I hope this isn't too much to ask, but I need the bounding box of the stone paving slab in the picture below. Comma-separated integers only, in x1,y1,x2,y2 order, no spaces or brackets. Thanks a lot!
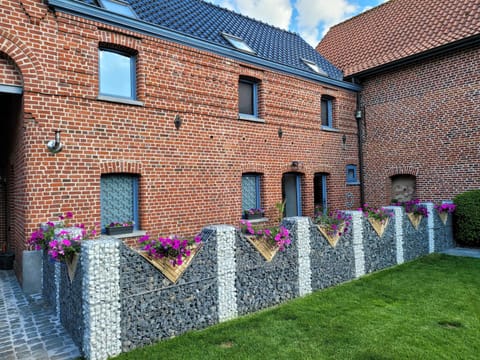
0,270,81,360
441,247,480,259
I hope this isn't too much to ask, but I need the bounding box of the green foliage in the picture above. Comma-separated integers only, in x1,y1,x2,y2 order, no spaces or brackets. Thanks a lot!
453,190,480,246
113,255,480,360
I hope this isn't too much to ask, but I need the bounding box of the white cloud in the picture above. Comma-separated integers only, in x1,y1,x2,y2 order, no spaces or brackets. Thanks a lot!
295,0,359,46
209,0,292,30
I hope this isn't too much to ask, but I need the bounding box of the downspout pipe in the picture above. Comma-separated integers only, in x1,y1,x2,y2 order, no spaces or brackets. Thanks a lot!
354,83,365,206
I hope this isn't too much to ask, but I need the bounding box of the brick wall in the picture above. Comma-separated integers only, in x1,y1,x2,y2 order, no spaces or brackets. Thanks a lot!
1,0,359,279
0,53,23,87
360,44,480,206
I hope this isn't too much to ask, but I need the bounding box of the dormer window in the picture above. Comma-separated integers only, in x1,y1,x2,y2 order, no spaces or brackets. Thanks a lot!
302,58,327,76
99,0,137,18
222,33,255,54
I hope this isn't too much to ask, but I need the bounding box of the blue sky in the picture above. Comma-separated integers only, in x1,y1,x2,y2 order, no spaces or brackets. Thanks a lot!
208,0,388,46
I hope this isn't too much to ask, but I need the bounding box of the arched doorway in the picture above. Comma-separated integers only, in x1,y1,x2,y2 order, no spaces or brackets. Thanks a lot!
0,52,24,267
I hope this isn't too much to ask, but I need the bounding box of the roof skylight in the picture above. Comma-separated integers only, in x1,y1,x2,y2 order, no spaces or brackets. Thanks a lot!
99,0,137,18
302,58,327,76
222,33,256,54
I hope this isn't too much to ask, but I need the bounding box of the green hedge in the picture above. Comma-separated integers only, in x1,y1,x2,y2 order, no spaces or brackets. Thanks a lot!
453,190,480,246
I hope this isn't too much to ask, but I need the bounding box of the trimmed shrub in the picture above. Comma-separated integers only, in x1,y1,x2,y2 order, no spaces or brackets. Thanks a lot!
453,190,480,246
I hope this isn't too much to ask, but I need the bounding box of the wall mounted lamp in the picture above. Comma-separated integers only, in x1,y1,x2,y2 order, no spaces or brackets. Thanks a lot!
278,127,283,138
291,161,299,168
46,130,63,154
355,110,362,120
174,115,182,130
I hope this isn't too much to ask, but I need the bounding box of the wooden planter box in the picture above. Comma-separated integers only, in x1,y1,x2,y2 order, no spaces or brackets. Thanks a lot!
106,225,134,236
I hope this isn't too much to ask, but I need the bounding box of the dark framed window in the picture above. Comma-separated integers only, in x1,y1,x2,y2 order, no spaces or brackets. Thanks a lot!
99,48,136,99
302,58,327,75
222,33,255,54
100,174,139,232
346,165,359,184
321,95,334,128
314,173,328,215
99,0,137,17
239,77,259,119
242,173,261,213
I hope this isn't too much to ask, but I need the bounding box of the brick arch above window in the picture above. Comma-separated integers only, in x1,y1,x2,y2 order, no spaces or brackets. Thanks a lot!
311,165,333,175
98,28,142,51
98,42,138,56
239,163,267,175
387,166,419,178
100,161,142,175
0,30,42,92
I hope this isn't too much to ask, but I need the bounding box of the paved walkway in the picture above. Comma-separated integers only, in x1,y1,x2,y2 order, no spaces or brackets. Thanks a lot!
0,270,80,360
441,247,480,259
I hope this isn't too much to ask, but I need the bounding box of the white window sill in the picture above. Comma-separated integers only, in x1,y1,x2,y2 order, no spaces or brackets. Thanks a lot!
108,230,147,239
238,114,265,123
321,126,340,132
242,217,269,224
97,95,144,106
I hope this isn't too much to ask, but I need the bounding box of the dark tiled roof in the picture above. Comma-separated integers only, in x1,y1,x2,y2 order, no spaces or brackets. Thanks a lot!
79,0,343,80
317,0,480,77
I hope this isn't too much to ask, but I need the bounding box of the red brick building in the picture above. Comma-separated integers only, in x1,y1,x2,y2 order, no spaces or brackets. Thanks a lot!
0,0,361,280
317,0,480,205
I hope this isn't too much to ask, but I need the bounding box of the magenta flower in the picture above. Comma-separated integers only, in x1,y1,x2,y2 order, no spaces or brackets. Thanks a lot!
138,233,202,267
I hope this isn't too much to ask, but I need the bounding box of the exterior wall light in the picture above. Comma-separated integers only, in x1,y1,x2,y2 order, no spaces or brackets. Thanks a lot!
174,115,182,130
278,127,283,138
46,130,63,154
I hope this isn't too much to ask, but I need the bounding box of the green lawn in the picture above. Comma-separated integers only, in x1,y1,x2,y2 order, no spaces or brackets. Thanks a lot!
114,254,480,359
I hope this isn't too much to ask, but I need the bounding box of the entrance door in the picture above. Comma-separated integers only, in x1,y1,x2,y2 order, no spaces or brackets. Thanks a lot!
0,89,23,252
282,173,302,217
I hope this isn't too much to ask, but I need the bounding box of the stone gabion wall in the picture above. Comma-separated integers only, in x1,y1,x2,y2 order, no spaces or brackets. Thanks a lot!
235,220,300,316
362,215,396,274
309,221,356,291
49,205,456,360
433,211,455,252
42,251,59,313
119,229,219,351
402,212,430,262
60,258,84,350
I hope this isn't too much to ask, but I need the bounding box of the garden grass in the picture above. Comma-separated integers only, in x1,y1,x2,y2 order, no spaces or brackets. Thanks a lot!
113,254,480,359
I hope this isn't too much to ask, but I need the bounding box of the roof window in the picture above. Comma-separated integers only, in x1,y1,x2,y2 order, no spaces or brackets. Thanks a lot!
99,0,137,18
302,58,327,76
222,33,255,54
